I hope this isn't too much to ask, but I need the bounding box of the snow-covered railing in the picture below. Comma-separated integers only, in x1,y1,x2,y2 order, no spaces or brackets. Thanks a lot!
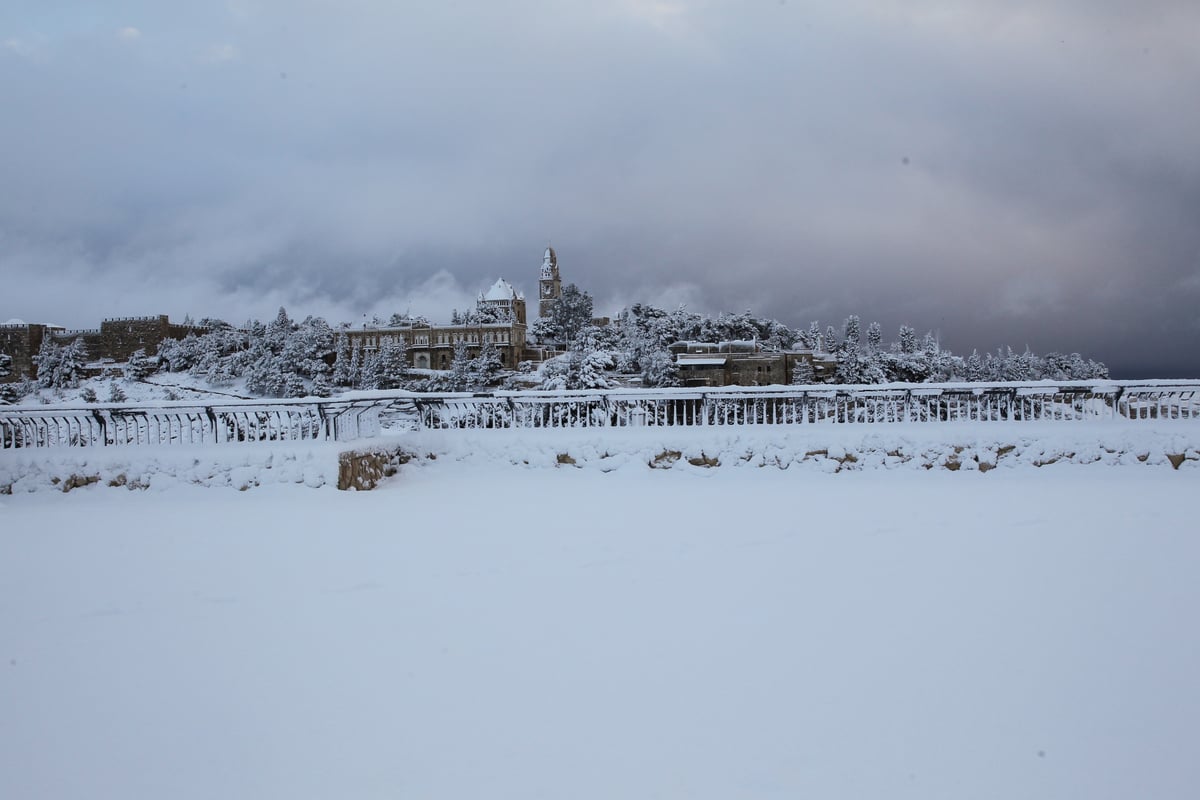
4,381,1197,449
0,396,400,450
410,380,1200,430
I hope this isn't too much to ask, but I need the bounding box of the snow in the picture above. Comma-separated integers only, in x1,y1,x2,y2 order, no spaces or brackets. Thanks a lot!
482,278,518,302
2,423,1199,798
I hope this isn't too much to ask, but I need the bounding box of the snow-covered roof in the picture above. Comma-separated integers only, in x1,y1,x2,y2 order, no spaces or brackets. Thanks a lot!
677,357,728,367
4,318,28,325
482,278,520,302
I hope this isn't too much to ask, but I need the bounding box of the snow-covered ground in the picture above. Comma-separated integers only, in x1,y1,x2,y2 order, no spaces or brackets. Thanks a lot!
2,425,1198,799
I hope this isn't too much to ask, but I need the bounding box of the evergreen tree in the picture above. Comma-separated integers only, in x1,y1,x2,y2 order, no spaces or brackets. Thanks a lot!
124,348,156,381
35,337,88,389
332,334,353,386
824,325,839,354
80,386,97,403
843,315,861,347
378,337,409,389
347,345,362,388
0,351,11,380
472,339,503,389
898,325,918,355
640,346,679,388
358,351,383,390
106,381,127,403
535,284,594,344
444,340,473,391
867,321,883,351
965,350,986,381
245,353,286,396
311,372,333,397
283,372,308,398
805,321,822,350
792,357,815,385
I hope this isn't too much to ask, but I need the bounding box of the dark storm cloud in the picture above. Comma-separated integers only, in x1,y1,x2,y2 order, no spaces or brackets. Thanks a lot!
2,0,1198,375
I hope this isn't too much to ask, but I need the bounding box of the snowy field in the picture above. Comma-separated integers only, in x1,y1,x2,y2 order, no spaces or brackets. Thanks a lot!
2,431,1198,799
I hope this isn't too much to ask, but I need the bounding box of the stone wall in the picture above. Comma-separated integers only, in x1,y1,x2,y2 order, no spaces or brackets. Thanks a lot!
0,323,45,383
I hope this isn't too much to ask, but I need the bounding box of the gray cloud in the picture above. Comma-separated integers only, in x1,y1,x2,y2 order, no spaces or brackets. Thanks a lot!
2,0,1198,376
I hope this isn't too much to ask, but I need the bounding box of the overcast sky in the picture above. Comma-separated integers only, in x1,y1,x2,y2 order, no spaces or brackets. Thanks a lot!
2,1,1198,376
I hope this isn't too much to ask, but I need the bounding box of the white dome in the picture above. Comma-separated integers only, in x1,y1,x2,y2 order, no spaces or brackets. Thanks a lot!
483,278,518,301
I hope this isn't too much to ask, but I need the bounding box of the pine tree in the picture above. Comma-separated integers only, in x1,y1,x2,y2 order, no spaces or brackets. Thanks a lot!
445,340,473,391
472,339,503,389
640,346,679,388
867,321,883,351
965,350,985,381
0,351,11,381
378,337,409,389
80,386,98,403
35,337,88,389
106,381,127,403
311,372,333,398
358,351,383,390
824,325,839,354
843,315,861,347
806,321,822,350
536,284,594,344
792,357,816,385
283,372,308,398
332,334,353,386
124,348,156,381
898,325,917,355
347,345,362,388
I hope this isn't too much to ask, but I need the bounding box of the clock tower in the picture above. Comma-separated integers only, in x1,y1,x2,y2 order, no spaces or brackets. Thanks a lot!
538,246,562,319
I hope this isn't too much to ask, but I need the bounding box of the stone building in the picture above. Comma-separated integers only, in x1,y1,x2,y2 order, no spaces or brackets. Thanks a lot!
340,275,531,370
0,315,204,383
672,341,838,387
341,320,528,371
538,246,562,319
478,278,527,325
0,322,57,382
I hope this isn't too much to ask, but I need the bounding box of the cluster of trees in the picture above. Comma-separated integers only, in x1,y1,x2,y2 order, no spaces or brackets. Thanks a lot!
814,315,1107,385
158,308,337,397
31,337,91,390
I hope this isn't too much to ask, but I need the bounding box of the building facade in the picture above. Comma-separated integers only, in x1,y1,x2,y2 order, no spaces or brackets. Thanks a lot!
538,246,562,319
341,321,528,371
672,341,838,387
1,315,203,383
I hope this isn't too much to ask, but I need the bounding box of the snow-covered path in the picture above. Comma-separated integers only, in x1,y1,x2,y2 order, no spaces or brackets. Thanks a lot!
2,467,1197,799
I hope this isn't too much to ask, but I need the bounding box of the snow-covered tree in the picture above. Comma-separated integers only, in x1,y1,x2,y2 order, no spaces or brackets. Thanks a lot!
472,339,503,388
106,381,127,403
35,337,88,389
79,386,97,403
534,283,593,344
792,357,815,385
124,348,156,381
358,351,383,390
311,372,332,397
245,354,286,397
965,350,986,381
332,334,353,387
378,337,409,389
640,346,679,388
283,372,308,398
0,351,11,381
867,321,883,352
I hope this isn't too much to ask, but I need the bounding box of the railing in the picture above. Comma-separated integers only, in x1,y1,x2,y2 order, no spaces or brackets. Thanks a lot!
3,381,1198,449
0,396,403,450
411,381,1200,430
